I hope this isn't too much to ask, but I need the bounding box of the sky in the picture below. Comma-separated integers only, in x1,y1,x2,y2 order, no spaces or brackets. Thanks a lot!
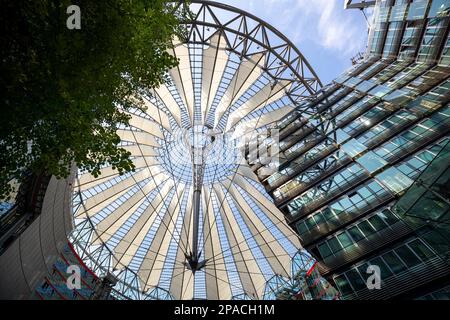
212,0,372,84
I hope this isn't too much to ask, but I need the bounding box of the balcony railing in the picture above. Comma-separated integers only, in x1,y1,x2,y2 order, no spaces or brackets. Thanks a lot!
342,256,450,300
318,221,413,276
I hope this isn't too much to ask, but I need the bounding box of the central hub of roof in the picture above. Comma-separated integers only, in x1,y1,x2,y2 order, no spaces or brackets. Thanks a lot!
187,125,212,149
156,127,238,185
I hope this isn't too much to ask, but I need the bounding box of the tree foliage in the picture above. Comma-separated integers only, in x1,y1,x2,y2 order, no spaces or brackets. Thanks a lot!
0,0,188,200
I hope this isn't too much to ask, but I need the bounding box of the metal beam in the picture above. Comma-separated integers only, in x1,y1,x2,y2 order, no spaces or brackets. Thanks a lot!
344,0,376,9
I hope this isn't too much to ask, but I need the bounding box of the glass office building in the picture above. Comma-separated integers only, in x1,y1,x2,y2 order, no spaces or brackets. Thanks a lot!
254,0,450,299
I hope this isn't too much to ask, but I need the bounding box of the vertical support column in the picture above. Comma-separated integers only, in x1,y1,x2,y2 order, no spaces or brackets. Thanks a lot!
185,126,214,273
191,166,202,261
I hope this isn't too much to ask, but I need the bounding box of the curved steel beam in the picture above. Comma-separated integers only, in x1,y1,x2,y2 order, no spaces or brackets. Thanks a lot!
173,0,322,99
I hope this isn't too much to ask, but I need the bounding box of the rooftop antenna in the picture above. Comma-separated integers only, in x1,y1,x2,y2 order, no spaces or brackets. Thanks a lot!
344,1,376,64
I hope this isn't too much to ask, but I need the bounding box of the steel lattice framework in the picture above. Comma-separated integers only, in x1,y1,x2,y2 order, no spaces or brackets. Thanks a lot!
69,0,322,300
181,0,322,103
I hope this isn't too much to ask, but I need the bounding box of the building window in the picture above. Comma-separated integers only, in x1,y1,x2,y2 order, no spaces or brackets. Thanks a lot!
376,167,415,194
428,0,450,18
334,275,354,296
407,0,430,20
358,220,377,237
318,242,333,259
348,226,366,242
382,251,408,274
440,33,450,65
417,17,450,62
378,209,399,226
337,232,354,249
390,3,409,22
357,151,389,173
395,245,422,267
346,269,367,291
369,257,394,278
408,239,435,260
342,139,368,157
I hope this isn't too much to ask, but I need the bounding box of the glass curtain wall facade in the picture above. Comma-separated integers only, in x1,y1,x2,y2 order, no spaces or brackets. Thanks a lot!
254,0,450,300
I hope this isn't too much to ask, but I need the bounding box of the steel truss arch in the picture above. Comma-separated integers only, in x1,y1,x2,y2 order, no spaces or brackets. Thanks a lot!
176,0,322,104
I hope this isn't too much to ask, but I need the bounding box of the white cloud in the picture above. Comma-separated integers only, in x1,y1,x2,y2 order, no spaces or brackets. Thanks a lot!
264,0,367,55
220,0,368,57
212,0,370,78
290,0,368,56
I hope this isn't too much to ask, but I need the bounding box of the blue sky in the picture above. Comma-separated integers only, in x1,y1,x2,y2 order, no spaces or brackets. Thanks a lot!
213,0,372,84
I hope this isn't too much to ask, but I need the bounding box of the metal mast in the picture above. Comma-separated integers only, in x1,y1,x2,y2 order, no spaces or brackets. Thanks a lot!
184,126,216,273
